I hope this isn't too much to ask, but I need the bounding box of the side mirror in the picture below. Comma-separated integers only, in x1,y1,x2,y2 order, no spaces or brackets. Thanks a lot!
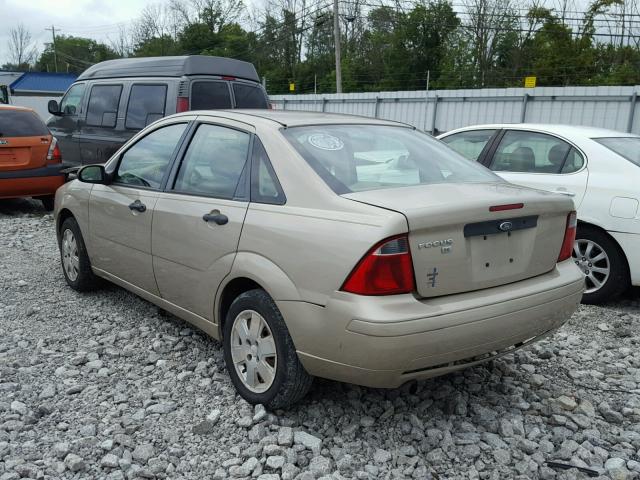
78,165,108,184
48,100,62,116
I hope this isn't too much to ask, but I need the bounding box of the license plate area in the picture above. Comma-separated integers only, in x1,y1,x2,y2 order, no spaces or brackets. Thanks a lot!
464,215,538,237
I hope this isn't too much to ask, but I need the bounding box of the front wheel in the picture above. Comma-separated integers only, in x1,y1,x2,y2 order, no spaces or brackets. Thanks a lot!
223,289,313,409
59,217,101,291
573,226,629,304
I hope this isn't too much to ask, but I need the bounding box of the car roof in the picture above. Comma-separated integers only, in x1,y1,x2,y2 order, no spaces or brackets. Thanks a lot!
174,109,412,128
77,55,260,82
442,123,640,139
0,104,36,113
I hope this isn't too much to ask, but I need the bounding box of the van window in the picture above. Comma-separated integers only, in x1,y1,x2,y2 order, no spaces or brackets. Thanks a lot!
126,84,167,130
233,83,268,108
191,81,232,109
86,85,122,128
60,83,85,115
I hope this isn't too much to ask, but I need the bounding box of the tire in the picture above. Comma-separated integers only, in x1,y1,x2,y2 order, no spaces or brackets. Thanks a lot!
573,225,629,304
59,217,101,292
223,289,313,408
40,196,55,211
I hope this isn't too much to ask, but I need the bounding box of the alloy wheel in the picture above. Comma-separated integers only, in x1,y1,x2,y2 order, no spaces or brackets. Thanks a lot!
573,239,610,294
230,310,277,393
62,229,80,282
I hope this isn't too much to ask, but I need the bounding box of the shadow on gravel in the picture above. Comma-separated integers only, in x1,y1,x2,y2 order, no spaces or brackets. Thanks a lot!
0,198,47,216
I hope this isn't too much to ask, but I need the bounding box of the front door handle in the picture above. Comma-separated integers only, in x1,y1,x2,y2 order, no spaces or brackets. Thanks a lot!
128,200,147,213
554,189,576,197
202,211,228,225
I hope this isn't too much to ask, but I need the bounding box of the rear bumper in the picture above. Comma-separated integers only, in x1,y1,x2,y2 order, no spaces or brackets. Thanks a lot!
609,231,640,286
278,260,584,388
0,165,65,198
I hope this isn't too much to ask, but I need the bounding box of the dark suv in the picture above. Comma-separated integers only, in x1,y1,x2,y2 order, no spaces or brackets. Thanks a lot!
47,55,269,165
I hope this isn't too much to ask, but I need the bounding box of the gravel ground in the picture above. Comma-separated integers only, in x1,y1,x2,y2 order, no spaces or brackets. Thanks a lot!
1,198,640,480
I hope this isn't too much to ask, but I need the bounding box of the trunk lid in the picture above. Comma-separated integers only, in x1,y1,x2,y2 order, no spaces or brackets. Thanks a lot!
343,182,574,298
0,135,51,171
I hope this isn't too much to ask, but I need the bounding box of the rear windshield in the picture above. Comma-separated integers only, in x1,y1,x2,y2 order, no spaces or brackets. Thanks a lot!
233,83,268,108
282,125,500,193
594,137,640,167
0,110,49,137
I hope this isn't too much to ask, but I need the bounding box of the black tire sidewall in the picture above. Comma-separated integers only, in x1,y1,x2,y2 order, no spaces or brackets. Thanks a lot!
59,217,95,291
222,290,293,406
41,196,55,211
576,226,629,304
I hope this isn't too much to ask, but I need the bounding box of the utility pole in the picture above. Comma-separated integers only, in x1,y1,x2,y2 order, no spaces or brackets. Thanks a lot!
45,25,58,73
333,0,342,93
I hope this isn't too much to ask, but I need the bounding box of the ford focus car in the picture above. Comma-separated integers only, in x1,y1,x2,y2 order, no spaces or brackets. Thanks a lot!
54,111,584,407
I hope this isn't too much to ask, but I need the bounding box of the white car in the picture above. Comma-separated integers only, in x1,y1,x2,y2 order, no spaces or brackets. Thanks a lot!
438,124,640,304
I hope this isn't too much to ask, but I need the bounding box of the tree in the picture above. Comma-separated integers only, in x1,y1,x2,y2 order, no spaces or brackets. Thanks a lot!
8,24,37,71
36,36,119,74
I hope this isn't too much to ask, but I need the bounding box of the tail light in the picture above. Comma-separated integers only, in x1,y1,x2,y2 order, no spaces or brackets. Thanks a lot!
46,137,62,163
558,211,577,262
176,97,189,113
342,235,415,295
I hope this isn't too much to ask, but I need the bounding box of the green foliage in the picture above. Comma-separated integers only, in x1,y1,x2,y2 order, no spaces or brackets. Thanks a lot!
36,36,119,74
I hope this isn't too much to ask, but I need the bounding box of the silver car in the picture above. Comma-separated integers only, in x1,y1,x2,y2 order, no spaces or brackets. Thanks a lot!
54,111,584,407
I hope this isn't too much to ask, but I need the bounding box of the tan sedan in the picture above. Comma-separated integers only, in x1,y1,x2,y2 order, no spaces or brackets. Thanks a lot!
54,110,584,407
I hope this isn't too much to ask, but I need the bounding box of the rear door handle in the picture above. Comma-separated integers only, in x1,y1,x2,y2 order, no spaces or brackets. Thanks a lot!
128,200,147,213
202,212,228,225
554,189,575,197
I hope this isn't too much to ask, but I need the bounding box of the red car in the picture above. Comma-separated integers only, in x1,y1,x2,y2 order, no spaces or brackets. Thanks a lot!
0,105,64,210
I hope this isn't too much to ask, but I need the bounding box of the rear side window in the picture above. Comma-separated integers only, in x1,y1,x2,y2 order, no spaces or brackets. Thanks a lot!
233,83,268,108
173,124,250,199
441,130,495,161
251,138,285,204
0,110,48,137
114,123,187,189
86,85,122,128
126,84,167,130
191,82,232,110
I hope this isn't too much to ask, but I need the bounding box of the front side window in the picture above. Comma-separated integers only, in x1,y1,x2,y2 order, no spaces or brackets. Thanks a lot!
233,83,268,109
86,85,122,127
114,123,187,189
173,124,250,199
440,129,495,161
191,82,232,110
0,110,49,137
282,125,499,194
594,137,640,168
60,83,86,115
489,130,583,174
126,84,167,130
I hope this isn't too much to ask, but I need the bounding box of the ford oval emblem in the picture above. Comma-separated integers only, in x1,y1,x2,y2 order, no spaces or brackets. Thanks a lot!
499,221,513,232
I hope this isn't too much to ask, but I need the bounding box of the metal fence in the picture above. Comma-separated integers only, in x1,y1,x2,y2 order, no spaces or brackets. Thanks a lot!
270,85,640,134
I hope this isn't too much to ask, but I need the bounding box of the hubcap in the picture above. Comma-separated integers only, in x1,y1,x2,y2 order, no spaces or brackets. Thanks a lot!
230,310,277,393
573,239,610,294
61,229,79,281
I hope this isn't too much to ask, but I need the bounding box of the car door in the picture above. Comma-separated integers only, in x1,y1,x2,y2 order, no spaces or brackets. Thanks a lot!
79,83,125,165
47,82,86,166
89,122,189,294
486,130,589,207
151,120,252,319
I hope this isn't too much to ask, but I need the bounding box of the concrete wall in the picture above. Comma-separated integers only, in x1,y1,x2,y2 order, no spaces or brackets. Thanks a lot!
270,85,640,134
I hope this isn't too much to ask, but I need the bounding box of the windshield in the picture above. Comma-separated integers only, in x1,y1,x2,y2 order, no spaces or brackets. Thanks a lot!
594,137,640,168
282,125,500,194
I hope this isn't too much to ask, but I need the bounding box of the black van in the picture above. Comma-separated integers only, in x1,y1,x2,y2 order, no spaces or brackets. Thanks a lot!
47,55,269,166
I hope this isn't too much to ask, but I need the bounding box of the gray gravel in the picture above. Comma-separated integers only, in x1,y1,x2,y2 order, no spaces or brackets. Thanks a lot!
1,198,640,480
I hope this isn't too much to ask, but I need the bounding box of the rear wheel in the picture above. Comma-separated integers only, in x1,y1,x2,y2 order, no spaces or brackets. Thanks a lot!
573,225,629,304
40,196,54,211
59,217,100,291
223,289,313,408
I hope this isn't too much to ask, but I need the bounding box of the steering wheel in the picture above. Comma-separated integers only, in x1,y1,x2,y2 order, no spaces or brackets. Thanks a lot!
118,172,151,188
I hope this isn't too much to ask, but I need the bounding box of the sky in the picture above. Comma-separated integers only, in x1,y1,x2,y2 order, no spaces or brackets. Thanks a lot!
0,0,601,68
0,0,158,66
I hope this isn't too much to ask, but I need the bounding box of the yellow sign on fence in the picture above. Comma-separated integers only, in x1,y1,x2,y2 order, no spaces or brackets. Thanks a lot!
289,83,295,92
524,76,537,88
